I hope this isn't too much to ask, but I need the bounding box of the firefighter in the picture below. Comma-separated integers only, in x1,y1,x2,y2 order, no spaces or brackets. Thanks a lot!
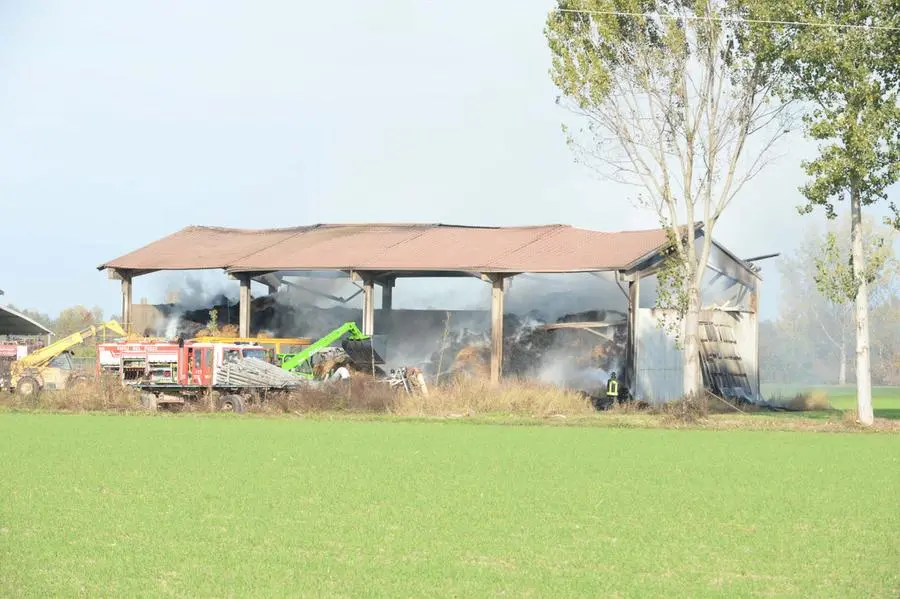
329,364,351,382
606,371,619,400
325,355,352,384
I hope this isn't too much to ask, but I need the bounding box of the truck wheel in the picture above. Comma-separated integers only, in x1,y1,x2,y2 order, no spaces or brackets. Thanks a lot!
139,392,159,411
218,394,245,413
16,376,40,399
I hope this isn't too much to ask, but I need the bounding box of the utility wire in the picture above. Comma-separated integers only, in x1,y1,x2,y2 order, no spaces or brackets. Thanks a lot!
553,7,900,32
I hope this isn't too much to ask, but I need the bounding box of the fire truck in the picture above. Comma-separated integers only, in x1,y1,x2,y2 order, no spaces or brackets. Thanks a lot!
97,338,304,412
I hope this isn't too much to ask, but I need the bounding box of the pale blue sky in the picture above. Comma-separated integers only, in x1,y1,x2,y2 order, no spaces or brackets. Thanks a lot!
1,0,894,321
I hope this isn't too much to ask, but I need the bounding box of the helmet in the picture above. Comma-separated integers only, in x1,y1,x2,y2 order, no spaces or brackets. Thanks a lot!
610,371,617,378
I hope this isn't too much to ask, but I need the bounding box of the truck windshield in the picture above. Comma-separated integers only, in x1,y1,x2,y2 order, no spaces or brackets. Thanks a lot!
242,349,267,361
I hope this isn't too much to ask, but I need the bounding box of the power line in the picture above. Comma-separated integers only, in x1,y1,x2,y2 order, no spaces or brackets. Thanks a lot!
553,7,900,32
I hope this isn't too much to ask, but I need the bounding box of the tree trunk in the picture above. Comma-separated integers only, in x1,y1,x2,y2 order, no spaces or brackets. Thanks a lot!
838,344,847,386
682,284,703,398
850,188,874,425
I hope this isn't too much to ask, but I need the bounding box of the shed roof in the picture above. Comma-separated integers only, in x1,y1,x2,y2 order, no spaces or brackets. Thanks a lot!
0,305,54,336
98,223,679,275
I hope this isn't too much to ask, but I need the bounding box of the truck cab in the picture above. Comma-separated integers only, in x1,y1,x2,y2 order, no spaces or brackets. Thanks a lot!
184,343,272,386
98,340,271,388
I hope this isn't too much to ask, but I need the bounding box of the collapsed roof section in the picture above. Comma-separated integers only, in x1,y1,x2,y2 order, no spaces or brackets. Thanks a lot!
98,222,728,276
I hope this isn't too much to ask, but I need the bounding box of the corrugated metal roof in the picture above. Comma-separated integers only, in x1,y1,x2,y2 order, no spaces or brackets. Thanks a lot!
0,305,54,336
98,223,676,274
102,226,316,271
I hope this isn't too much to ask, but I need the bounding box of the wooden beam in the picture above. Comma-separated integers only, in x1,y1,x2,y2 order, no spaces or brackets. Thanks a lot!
121,276,133,334
251,273,283,295
539,321,623,330
490,275,505,384
238,275,252,337
381,277,394,311
380,278,394,333
108,268,156,280
627,277,640,394
479,272,520,284
349,270,387,284
228,270,273,281
362,276,375,335
537,325,614,340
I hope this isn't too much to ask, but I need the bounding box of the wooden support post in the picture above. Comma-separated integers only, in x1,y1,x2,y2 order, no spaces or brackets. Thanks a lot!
381,279,394,312
121,275,133,334
239,276,252,338
626,276,640,395
489,275,505,384
362,277,375,335
381,277,395,333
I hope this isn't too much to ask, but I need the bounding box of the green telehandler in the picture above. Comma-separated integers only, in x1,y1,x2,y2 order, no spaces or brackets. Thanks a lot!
278,322,384,379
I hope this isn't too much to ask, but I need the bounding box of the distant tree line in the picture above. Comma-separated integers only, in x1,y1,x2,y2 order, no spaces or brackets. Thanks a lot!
6,305,108,338
5,305,118,357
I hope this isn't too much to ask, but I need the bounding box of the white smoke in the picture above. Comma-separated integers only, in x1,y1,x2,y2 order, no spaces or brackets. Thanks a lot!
274,273,363,310
160,272,237,311
164,313,182,338
142,269,626,394
504,272,627,320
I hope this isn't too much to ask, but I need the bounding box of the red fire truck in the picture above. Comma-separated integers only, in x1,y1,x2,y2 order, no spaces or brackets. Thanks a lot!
97,339,303,411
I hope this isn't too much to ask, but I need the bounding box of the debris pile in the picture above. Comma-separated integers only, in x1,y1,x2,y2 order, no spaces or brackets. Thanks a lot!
217,357,306,389
425,310,627,393
150,295,360,339
146,293,628,397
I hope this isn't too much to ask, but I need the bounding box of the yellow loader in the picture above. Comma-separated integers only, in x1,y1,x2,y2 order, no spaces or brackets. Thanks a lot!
8,320,126,397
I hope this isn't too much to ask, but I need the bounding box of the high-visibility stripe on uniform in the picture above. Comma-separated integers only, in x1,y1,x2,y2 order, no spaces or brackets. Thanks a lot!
606,379,618,397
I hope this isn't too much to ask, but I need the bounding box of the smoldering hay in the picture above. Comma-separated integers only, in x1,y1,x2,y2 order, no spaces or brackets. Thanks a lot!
144,273,628,394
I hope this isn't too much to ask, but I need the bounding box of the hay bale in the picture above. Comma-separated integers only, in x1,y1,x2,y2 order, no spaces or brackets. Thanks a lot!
219,324,239,336
452,344,490,379
785,391,832,411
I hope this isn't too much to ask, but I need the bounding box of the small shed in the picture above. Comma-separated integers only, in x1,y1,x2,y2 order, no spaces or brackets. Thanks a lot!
0,304,53,337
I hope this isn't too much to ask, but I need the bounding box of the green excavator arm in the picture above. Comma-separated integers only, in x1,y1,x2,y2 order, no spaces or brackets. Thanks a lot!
278,322,370,375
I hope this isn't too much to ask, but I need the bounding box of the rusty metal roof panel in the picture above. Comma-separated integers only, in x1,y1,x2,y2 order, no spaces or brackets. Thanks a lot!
99,223,675,274
226,224,578,272
98,225,313,271
350,225,565,271
501,227,672,272
234,225,436,271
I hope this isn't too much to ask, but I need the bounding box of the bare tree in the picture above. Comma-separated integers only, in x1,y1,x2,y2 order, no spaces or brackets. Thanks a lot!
546,1,792,397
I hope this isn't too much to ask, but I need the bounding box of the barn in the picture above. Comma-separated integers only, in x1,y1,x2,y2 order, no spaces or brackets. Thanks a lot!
99,223,766,403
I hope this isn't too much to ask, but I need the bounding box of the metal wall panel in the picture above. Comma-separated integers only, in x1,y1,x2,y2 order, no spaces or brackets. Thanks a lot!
732,311,760,400
635,308,684,403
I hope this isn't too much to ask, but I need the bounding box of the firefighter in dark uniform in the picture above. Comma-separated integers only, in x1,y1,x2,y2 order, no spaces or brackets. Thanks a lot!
606,371,619,401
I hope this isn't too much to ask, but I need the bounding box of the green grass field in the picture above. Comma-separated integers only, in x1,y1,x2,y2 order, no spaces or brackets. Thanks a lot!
762,385,900,420
1,413,898,597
